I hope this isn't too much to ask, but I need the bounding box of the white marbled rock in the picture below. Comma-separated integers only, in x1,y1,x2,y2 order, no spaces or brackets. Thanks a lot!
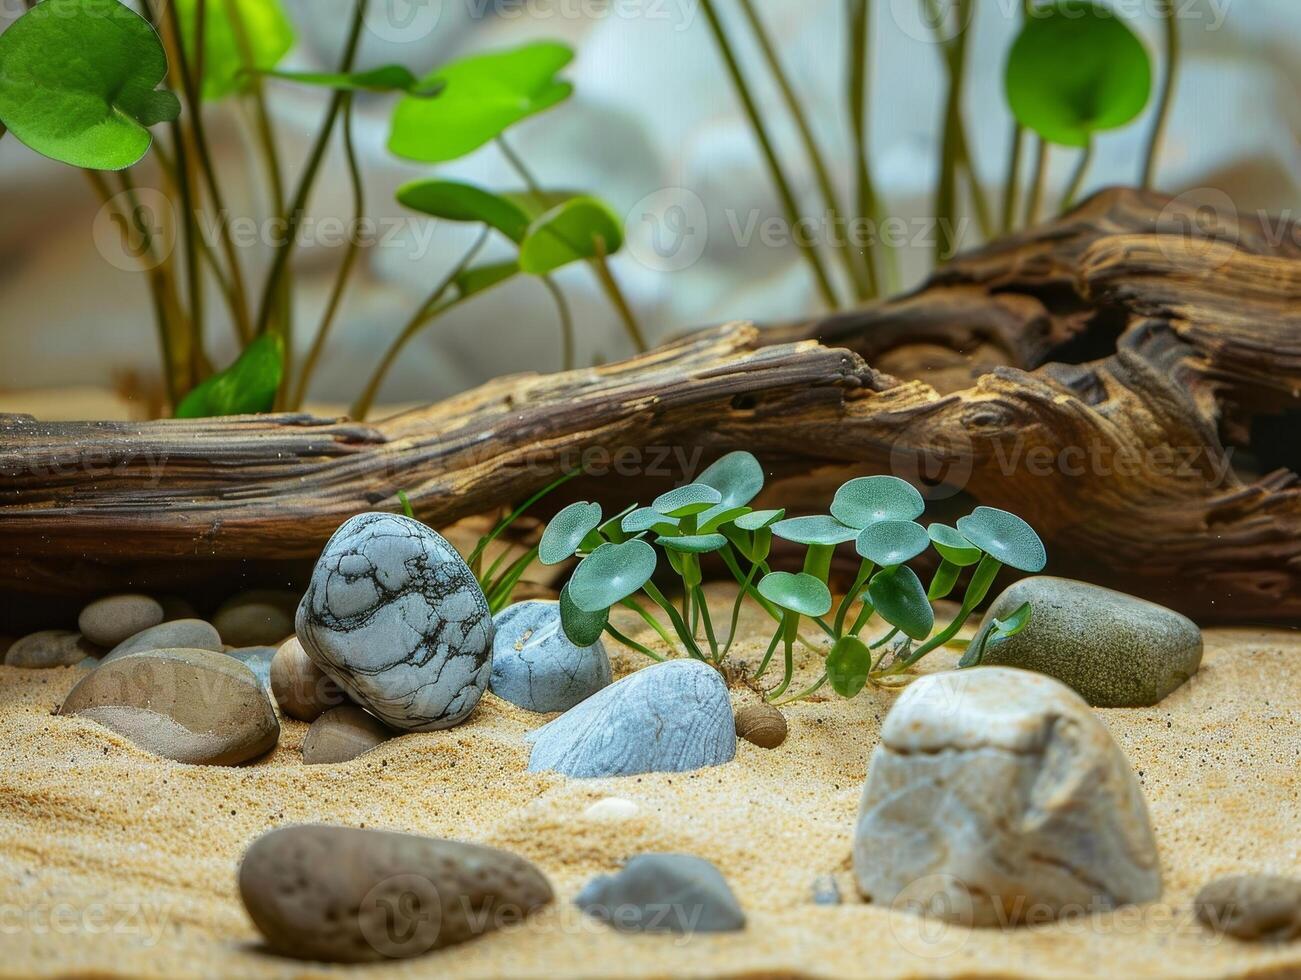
853,667,1161,927
296,513,494,732
490,600,612,712
527,659,735,777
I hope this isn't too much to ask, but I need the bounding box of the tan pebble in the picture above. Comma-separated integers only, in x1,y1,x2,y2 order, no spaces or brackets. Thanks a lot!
59,648,279,765
78,594,164,647
735,701,788,748
213,589,299,647
302,707,391,764
6,630,100,668
270,637,346,721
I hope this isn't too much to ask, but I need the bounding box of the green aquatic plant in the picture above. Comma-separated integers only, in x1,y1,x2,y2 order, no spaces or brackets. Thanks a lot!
0,1,636,417
540,452,1046,702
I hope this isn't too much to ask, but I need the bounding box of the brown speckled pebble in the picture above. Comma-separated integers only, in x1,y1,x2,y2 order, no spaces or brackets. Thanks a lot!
237,825,553,962
78,594,164,647
5,630,100,668
59,648,279,765
735,701,788,748
270,637,346,721
302,706,391,764
213,590,299,647
1196,875,1301,942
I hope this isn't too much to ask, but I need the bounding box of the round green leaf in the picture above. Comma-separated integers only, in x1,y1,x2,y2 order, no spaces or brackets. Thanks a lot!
518,196,625,275
695,451,765,528
734,508,785,531
177,0,294,102
396,180,531,243
389,41,573,163
652,484,722,518
569,540,657,613
657,533,728,554
1005,1,1152,148
771,515,858,546
174,334,282,418
263,65,440,95
927,523,983,567
757,571,832,617
698,505,753,533
956,507,1047,572
855,521,930,567
827,636,872,698
0,0,181,170
559,583,608,647
539,501,602,565
621,507,679,535
867,565,934,641
830,476,925,529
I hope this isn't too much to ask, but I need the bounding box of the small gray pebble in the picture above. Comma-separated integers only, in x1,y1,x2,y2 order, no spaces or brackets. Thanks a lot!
213,590,299,647
1195,874,1301,942
6,630,100,669
576,854,745,933
490,600,611,712
812,875,842,906
226,646,276,689
104,619,222,663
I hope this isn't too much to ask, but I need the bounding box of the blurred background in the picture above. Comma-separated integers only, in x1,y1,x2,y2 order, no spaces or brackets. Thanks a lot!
0,0,1297,418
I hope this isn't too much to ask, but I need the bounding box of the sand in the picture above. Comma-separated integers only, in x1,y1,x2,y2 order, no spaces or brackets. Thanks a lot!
1,597,1298,979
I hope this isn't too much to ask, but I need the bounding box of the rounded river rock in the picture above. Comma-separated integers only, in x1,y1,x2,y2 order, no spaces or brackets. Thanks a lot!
490,600,612,712
78,594,164,647
970,576,1203,707
238,824,553,962
296,513,494,732
302,706,392,765
527,658,736,777
60,648,279,765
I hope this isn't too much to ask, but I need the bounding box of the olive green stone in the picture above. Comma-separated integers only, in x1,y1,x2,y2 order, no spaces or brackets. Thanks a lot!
970,576,1202,707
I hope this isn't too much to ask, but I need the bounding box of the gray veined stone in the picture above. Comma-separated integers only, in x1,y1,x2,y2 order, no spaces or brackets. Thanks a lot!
526,658,735,777
853,667,1161,928
576,854,745,933
490,600,612,712
296,513,494,732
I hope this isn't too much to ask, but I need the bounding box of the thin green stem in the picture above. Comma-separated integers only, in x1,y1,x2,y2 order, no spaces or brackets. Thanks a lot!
846,0,884,299
642,580,706,659
540,276,575,371
766,615,799,700
738,0,870,299
754,627,782,679
467,467,582,567
1059,139,1093,213
1142,0,1179,190
901,554,1001,666
1001,124,1024,234
222,0,286,217
722,559,759,656
700,0,841,309
295,94,363,408
592,249,648,353
351,229,488,419
254,0,368,340
849,600,875,637
485,545,540,610
1023,137,1048,228
775,670,827,706
834,560,874,636
619,597,678,651
604,624,666,663
931,0,972,262
694,585,720,661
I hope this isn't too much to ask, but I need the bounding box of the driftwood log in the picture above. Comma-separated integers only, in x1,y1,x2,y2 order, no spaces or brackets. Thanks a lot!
2,188,1298,628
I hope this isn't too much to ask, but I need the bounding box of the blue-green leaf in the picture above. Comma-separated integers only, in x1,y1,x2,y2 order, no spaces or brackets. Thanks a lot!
569,540,657,612
539,501,602,565
867,565,934,640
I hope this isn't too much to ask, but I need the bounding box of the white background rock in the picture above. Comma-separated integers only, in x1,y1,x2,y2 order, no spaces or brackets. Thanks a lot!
854,667,1161,927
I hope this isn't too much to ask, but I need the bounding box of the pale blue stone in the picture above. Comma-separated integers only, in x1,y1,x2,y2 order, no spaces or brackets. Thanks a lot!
527,658,735,778
576,854,745,933
490,601,611,713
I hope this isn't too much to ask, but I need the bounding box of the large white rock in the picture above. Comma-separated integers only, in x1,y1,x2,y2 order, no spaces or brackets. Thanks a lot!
853,667,1161,927
296,514,493,732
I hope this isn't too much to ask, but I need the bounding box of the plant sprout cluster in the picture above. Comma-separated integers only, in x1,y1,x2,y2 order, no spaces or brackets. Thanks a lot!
0,0,639,418
539,452,1046,704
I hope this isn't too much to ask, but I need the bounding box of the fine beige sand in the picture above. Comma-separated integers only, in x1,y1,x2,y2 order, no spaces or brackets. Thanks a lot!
1,598,1298,979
